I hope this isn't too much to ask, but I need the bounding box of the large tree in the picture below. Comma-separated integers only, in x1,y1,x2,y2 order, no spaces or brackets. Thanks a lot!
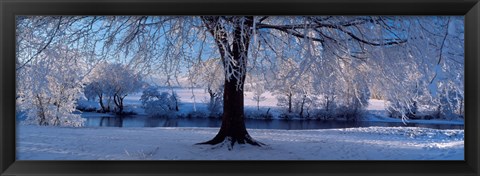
195,16,407,146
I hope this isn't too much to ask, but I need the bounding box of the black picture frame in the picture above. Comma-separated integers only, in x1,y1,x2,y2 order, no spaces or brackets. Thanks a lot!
1,0,479,175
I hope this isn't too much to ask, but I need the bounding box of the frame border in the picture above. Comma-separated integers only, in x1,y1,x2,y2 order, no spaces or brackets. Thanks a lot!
1,0,479,176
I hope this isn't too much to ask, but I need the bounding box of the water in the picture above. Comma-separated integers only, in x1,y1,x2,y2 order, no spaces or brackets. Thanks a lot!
84,115,464,130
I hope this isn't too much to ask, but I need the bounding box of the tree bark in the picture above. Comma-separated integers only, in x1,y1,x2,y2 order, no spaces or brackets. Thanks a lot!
197,16,263,148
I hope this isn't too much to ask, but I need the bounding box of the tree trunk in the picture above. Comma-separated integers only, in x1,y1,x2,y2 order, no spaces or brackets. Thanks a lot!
98,94,106,112
113,94,120,113
197,16,262,148
171,90,179,111
257,100,260,111
175,98,179,111
113,94,125,114
300,94,306,117
36,94,47,126
106,96,112,112
325,96,330,111
118,97,124,113
288,92,292,113
208,88,215,107
54,101,61,126
198,78,261,147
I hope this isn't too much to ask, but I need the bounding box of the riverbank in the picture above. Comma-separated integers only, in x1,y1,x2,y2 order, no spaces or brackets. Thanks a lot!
76,91,464,126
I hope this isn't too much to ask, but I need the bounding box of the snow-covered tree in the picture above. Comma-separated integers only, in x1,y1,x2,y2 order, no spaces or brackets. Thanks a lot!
85,62,143,114
189,58,225,116
251,81,267,111
270,57,318,118
272,58,301,114
17,47,86,127
364,17,464,122
140,86,180,117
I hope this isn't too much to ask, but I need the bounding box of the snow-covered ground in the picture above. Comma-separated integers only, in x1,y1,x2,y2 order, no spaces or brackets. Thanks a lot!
16,125,463,160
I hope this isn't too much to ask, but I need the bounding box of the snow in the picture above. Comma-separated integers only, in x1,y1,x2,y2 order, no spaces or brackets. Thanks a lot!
244,91,278,108
366,99,387,110
16,125,463,160
362,99,464,125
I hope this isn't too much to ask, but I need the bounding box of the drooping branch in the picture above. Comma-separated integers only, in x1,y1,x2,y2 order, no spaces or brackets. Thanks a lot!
429,17,450,85
200,16,231,64
16,17,63,71
255,23,325,43
256,17,407,46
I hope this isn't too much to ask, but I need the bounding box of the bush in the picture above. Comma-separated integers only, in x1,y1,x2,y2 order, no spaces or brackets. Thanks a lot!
311,109,335,120
184,110,221,119
140,86,180,117
387,103,445,121
310,104,365,121
278,112,300,120
334,105,364,121
245,108,273,120
205,87,223,116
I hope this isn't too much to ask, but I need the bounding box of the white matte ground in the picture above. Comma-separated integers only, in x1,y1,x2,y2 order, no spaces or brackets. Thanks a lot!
17,125,463,160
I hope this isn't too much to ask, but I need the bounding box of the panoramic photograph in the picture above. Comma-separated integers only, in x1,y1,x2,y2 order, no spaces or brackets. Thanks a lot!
15,16,464,160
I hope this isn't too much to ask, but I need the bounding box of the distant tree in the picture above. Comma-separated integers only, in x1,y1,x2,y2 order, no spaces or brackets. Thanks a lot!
251,82,267,111
206,86,224,117
140,86,180,116
190,58,225,116
271,58,316,118
85,62,143,114
273,58,300,114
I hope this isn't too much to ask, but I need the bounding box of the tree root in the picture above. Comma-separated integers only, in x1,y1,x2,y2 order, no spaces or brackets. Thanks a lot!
196,134,264,150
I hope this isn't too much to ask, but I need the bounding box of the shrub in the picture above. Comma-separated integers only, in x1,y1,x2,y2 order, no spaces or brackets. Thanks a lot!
206,86,223,116
246,108,273,120
140,87,180,117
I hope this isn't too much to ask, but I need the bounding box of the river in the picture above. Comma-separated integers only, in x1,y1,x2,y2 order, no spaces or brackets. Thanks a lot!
83,115,464,130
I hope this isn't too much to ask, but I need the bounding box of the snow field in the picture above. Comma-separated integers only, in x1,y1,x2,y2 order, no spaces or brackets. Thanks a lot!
16,125,463,160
